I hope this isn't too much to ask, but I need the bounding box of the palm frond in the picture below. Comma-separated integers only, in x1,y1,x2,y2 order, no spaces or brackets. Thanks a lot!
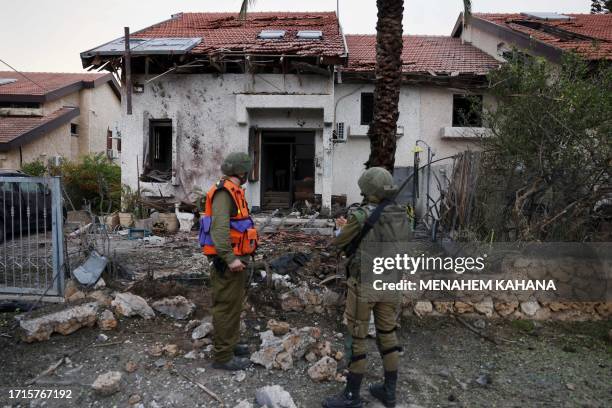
239,0,257,20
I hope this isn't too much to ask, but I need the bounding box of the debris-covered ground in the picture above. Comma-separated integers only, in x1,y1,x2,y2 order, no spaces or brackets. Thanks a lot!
0,230,610,408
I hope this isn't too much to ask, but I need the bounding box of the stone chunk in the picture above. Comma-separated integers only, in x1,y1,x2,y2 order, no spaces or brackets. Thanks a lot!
520,301,541,317
98,309,117,331
151,296,195,320
267,319,291,336
255,385,297,408
192,322,213,340
112,293,155,319
92,371,122,396
307,356,337,382
19,302,99,342
251,327,318,370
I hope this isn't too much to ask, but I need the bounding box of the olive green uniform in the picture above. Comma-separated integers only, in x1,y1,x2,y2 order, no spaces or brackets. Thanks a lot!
208,178,251,364
332,199,402,375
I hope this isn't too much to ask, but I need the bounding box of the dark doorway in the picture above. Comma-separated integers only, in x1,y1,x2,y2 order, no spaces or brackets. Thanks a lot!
147,119,173,175
260,130,315,210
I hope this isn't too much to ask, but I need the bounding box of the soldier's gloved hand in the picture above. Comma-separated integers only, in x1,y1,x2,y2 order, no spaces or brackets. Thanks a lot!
228,259,246,272
335,216,347,229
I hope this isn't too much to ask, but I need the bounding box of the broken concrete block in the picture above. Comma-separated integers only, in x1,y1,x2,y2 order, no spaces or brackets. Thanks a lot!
275,351,293,371
192,322,213,340
316,340,332,358
495,301,519,317
251,327,318,370
98,309,117,331
307,356,337,382
92,371,122,396
88,290,113,307
93,278,106,290
267,319,290,336
66,290,86,303
64,279,79,300
112,292,155,319
151,296,195,320
19,302,99,342
255,385,297,408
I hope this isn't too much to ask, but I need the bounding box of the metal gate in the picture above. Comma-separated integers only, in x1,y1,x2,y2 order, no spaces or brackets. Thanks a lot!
0,176,64,298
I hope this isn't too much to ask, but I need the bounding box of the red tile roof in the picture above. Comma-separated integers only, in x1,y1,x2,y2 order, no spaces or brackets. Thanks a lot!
343,35,500,75
474,13,612,60
0,107,79,149
0,72,112,97
130,12,346,57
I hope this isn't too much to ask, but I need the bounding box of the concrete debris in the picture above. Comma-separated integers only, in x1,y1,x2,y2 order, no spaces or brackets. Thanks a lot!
307,356,337,382
183,350,198,359
128,394,142,405
255,385,297,408
143,235,166,245
163,344,179,357
305,352,317,363
151,296,195,320
66,290,86,303
64,279,79,300
149,343,164,357
19,302,99,342
185,319,201,332
234,370,247,382
280,284,340,313
334,351,344,361
267,319,291,336
233,400,253,408
125,361,138,373
88,290,113,307
251,327,319,370
192,322,214,340
93,277,106,290
98,309,118,331
92,371,122,396
112,292,155,319
315,340,332,358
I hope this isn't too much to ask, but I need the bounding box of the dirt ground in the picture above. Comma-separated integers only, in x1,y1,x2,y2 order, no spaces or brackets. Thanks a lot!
0,231,610,408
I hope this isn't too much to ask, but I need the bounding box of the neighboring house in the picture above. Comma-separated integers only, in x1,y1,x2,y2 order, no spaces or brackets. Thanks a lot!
452,12,612,63
0,72,122,170
81,11,502,213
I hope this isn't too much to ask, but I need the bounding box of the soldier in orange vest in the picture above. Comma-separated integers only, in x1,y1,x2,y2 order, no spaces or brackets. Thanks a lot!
199,152,258,370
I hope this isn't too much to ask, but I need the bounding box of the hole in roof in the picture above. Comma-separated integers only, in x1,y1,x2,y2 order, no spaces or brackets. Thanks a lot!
258,30,286,40
520,12,572,21
0,79,17,87
297,30,323,40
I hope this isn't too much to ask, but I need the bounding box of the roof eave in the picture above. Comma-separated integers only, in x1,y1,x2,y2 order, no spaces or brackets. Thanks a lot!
0,107,80,152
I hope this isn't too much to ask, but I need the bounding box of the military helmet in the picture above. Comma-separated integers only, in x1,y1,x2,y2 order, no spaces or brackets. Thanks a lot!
358,167,397,199
221,152,252,176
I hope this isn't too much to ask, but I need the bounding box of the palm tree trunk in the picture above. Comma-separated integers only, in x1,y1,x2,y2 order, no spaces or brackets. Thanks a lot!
366,0,404,172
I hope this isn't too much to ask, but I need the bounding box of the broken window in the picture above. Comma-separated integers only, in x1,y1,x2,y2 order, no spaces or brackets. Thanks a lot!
146,119,172,181
361,92,374,125
452,95,483,127
0,101,40,109
70,123,79,136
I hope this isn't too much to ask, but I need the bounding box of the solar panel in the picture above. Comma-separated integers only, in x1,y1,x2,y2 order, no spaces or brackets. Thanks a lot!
297,30,323,40
82,37,202,57
521,12,572,21
0,79,17,86
258,30,286,39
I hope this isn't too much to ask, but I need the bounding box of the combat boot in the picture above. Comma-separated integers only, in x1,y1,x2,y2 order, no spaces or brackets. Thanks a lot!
321,372,363,408
212,356,252,371
369,370,398,407
233,344,250,357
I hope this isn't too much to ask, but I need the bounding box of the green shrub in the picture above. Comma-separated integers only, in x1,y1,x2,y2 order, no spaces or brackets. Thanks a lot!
21,159,47,176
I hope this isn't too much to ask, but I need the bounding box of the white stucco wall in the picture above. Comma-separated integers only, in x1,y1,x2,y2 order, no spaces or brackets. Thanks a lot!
80,84,121,157
333,83,492,204
120,73,335,211
461,24,506,62
0,123,72,169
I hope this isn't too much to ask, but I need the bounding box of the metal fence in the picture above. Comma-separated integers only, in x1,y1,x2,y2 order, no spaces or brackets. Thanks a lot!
0,176,64,298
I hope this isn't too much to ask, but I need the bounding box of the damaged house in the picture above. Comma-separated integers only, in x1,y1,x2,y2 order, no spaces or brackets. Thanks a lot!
80,11,502,213
0,72,121,169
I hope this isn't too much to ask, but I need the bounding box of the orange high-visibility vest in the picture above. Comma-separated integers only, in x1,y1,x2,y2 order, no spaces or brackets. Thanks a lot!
198,179,258,256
